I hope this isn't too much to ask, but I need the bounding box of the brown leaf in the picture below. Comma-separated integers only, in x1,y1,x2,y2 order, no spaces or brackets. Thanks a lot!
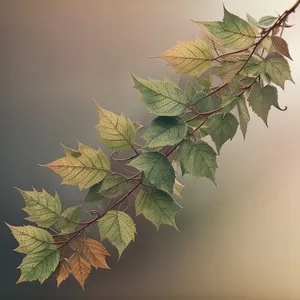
56,259,71,287
69,252,91,290
271,36,292,60
79,238,110,270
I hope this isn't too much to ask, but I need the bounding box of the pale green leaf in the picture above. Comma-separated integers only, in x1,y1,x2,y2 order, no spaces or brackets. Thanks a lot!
135,187,181,230
141,116,187,148
271,36,292,60
158,37,213,77
98,210,136,258
43,142,110,190
247,82,278,126
99,174,132,198
177,140,217,184
56,206,82,234
128,152,175,194
246,13,258,26
184,81,198,103
204,113,239,153
197,7,256,49
258,15,277,27
95,103,136,151
17,246,60,284
132,74,188,116
7,224,53,254
237,97,250,139
264,52,294,89
17,188,61,228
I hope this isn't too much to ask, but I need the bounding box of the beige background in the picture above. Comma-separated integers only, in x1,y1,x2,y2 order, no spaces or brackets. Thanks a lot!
1,0,300,299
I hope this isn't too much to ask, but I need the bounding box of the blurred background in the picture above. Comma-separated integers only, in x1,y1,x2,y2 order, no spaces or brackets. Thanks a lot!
1,0,300,299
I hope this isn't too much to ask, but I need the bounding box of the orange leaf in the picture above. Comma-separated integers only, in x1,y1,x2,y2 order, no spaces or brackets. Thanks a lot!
69,252,91,290
56,259,71,287
81,238,110,270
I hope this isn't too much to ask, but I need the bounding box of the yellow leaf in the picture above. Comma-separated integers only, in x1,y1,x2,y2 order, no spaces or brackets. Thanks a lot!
69,252,91,290
158,37,213,77
56,259,71,287
43,142,110,190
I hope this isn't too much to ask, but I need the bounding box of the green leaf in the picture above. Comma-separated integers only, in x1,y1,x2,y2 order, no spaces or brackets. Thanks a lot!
7,224,54,254
141,116,187,148
177,140,218,184
258,15,277,27
192,92,221,113
246,13,258,26
95,103,136,151
98,210,136,258
247,82,279,126
158,37,213,77
43,142,110,190
128,152,175,194
17,246,60,284
99,174,132,198
17,188,61,228
237,97,250,139
84,181,105,202
263,52,294,89
132,74,188,116
197,6,256,49
56,206,82,234
204,113,239,153
271,36,292,60
184,81,198,103
211,54,261,83
135,187,181,230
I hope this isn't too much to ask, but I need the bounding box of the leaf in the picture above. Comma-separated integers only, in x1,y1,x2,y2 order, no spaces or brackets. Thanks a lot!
197,6,256,49
192,91,221,113
135,187,181,230
141,116,187,148
132,74,188,116
258,15,277,27
264,52,294,89
173,179,185,198
56,259,71,287
43,142,110,190
237,97,250,139
128,152,175,194
17,246,60,284
246,13,258,26
17,188,61,228
99,174,131,198
202,27,225,55
7,224,53,254
184,81,198,103
84,181,105,202
211,54,261,82
95,103,136,151
177,140,218,184
69,252,91,290
98,210,136,258
79,238,110,270
271,36,292,60
247,82,278,126
204,113,239,153
158,37,213,77
56,206,82,234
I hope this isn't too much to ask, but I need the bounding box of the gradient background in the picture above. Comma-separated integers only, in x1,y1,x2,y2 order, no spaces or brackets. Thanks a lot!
1,0,300,299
